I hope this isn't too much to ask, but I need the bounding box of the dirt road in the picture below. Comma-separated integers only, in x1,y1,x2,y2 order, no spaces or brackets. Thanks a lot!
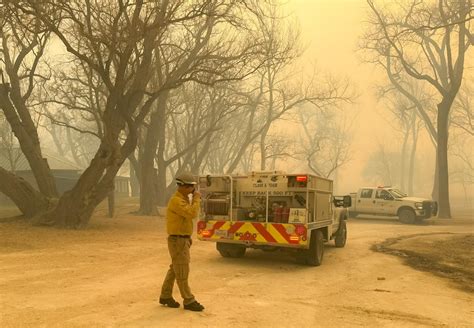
1,206,473,327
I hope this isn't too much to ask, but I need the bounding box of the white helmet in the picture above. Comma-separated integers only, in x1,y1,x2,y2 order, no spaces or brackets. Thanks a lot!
175,171,197,185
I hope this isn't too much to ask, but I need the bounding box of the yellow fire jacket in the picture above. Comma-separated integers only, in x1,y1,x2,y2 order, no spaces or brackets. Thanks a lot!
166,191,201,236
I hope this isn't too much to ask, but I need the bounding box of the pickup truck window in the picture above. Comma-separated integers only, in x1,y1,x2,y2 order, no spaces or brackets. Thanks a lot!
390,189,407,198
375,190,390,199
360,189,373,198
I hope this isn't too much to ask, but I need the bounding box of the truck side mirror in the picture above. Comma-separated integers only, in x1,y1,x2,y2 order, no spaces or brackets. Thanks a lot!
343,195,352,208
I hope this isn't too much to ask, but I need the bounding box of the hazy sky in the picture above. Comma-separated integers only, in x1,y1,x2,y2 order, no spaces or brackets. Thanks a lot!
285,0,437,195
286,1,386,191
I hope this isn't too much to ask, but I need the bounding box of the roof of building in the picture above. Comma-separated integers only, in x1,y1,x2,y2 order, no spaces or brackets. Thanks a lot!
0,148,83,172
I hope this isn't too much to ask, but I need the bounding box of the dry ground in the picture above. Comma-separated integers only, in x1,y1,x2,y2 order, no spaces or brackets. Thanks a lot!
0,201,473,328
373,232,474,292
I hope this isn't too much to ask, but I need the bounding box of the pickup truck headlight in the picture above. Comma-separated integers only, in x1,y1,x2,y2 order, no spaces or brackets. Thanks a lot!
415,202,423,210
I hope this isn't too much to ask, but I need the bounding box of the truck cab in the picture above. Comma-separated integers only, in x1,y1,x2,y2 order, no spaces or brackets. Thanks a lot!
349,187,438,224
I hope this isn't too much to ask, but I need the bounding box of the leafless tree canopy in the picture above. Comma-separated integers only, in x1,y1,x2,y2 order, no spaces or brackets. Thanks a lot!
362,0,472,218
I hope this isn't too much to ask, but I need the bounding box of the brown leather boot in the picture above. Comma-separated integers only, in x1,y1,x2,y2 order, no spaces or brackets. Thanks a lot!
184,301,204,312
159,297,180,308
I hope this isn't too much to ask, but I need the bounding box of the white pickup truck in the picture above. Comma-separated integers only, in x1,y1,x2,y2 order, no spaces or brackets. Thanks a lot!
349,187,438,224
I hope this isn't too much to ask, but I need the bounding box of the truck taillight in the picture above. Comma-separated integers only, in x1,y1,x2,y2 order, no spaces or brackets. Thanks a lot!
294,225,306,236
197,221,206,230
296,176,307,182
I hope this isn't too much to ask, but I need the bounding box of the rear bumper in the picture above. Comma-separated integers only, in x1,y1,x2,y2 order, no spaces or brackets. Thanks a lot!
200,237,309,250
197,220,310,249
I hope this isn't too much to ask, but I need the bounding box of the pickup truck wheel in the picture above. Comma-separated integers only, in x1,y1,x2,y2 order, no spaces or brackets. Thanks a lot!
306,230,324,266
335,220,347,248
216,243,246,258
398,208,416,224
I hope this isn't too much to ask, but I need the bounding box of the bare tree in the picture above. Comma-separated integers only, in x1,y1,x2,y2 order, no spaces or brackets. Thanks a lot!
137,1,264,214
251,1,301,170
198,90,256,174
407,109,423,195
8,1,188,227
449,80,473,206
0,113,22,172
153,82,246,205
0,3,58,207
39,59,106,168
297,106,353,179
264,134,296,170
451,82,474,136
449,137,473,205
363,144,401,186
376,82,427,194
364,0,473,217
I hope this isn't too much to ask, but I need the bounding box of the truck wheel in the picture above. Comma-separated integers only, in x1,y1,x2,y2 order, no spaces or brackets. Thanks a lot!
228,247,246,258
216,243,246,258
216,243,231,257
398,208,416,224
307,230,324,266
335,220,347,248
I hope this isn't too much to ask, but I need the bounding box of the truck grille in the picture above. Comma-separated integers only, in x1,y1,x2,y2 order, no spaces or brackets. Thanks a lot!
422,201,437,217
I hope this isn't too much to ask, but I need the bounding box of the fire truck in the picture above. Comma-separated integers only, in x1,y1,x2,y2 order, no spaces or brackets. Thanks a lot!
196,172,351,266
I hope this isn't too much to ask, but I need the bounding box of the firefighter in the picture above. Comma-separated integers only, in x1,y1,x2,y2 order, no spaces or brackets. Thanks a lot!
159,171,205,312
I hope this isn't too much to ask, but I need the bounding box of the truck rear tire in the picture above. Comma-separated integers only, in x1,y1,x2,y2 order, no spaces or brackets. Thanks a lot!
398,208,416,224
216,243,246,258
306,230,324,266
335,220,347,248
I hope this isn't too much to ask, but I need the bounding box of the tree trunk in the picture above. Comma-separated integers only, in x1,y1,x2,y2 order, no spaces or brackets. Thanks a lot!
431,151,439,201
108,189,115,218
0,84,58,198
407,118,418,196
36,105,137,228
37,143,122,228
0,167,50,218
400,129,409,191
333,167,339,194
225,104,259,174
259,124,271,171
156,92,172,207
139,115,159,215
139,91,169,214
260,132,267,171
436,100,452,218
129,155,140,197
156,161,168,207
462,182,468,208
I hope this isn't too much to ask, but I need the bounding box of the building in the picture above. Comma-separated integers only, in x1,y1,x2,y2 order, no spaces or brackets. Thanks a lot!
0,148,130,205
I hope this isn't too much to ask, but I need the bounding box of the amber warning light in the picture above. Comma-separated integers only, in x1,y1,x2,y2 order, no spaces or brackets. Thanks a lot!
296,176,307,182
